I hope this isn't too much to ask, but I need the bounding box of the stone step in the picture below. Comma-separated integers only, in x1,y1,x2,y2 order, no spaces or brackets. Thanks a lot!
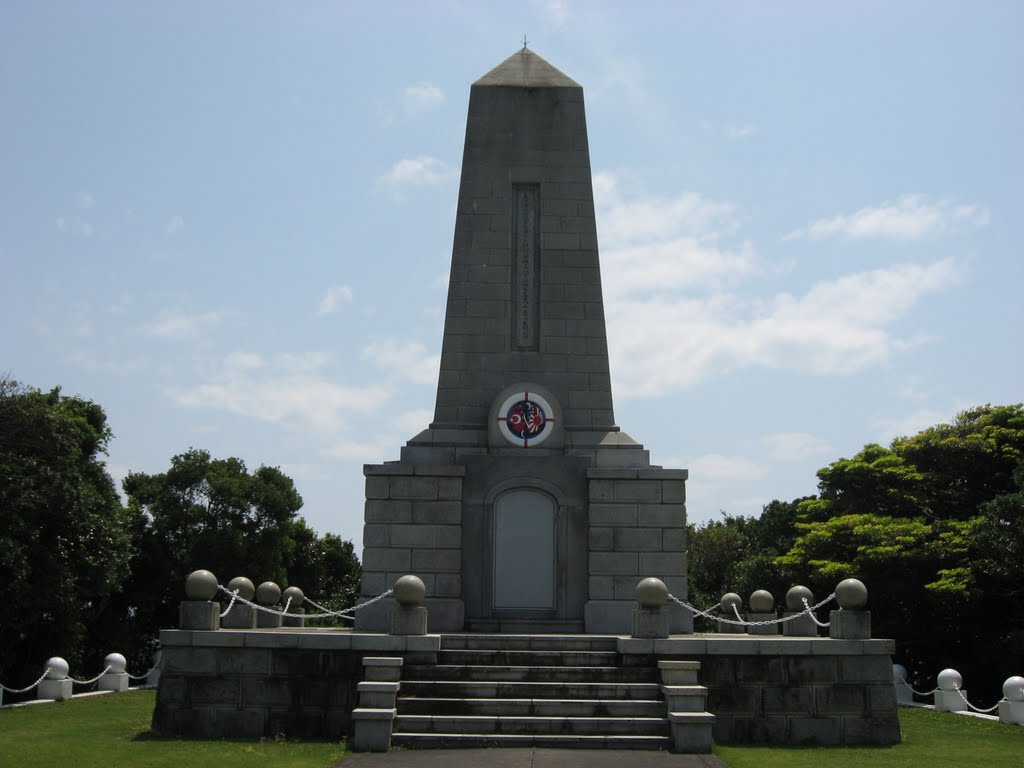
394,714,670,737
391,733,672,750
398,680,663,700
438,650,621,667
439,634,619,652
660,685,709,713
397,696,666,718
402,664,656,683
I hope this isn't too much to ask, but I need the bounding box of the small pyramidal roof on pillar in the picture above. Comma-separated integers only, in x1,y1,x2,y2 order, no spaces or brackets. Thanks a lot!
474,47,581,88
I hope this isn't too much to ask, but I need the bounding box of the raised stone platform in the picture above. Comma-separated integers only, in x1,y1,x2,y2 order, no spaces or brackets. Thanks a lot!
152,629,899,746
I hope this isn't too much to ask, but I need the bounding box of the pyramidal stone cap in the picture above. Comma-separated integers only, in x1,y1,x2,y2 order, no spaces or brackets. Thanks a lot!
474,47,581,88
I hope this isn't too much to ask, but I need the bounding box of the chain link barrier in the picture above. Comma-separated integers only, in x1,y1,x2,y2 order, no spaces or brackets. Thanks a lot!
0,667,53,694
952,685,1004,714
894,673,939,698
219,589,240,617
70,665,112,686
126,668,156,681
669,592,838,628
801,597,831,628
216,585,394,621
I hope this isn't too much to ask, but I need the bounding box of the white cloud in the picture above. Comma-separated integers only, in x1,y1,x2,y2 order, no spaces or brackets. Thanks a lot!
761,432,832,462
784,195,989,241
165,214,185,234
167,353,391,435
873,407,958,444
726,123,758,140
595,173,754,297
534,0,569,27
393,408,433,435
380,156,456,191
403,81,445,114
608,258,959,397
687,453,769,480
317,284,354,316
361,339,439,385
145,310,223,339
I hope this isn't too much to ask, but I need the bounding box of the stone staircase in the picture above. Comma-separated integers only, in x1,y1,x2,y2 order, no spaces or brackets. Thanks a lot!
390,634,713,751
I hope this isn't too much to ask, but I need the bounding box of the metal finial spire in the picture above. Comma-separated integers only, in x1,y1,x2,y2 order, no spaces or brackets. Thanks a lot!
521,34,529,50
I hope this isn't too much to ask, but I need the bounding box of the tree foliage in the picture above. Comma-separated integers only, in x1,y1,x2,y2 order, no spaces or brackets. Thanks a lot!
1,379,362,687
0,380,132,683
690,404,1024,693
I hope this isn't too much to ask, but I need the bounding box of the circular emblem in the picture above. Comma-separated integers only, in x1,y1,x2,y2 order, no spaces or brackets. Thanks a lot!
497,391,556,447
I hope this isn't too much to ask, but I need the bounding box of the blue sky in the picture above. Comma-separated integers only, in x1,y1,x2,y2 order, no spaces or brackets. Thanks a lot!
2,1,1021,552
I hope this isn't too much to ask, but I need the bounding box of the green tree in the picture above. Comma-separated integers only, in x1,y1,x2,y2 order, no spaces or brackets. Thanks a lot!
0,379,132,685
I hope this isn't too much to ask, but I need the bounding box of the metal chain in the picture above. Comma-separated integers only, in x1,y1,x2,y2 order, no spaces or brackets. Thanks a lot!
893,673,939,697
126,668,156,681
669,592,837,627
219,589,240,617
215,585,394,620
70,665,112,685
0,667,52,694
801,597,831,628
953,685,1004,714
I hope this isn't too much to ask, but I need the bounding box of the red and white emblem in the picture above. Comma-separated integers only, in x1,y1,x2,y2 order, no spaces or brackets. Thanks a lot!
497,391,555,447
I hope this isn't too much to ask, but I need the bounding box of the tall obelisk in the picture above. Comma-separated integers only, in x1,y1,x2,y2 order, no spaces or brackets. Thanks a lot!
357,49,690,634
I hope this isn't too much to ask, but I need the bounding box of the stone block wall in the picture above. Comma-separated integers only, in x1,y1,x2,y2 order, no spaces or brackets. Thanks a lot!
153,630,440,739
619,636,900,746
356,463,466,631
585,467,691,633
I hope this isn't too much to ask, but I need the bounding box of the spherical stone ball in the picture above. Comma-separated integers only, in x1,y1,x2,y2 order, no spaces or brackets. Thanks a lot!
185,569,218,601
635,577,668,608
104,653,127,674
45,657,69,680
283,586,305,608
227,576,255,601
892,664,909,683
256,581,282,606
937,668,962,691
720,592,742,613
836,578,868,609
393,575,426,607
749,590,775,613
1003,676,1024,702
785,585,814,612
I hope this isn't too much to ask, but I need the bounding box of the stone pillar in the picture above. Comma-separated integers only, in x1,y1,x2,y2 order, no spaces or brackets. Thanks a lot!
391,575,428,635
98,653,129,692
255,581,283,629
782,585,818,637
830,578,870,639
934,669,967,712
747,589,778,635
220,577,257,629
999,676,1024,725
632,578,669,638
179,569,220,631
282,587,306,628
37,658,73,702
893,664,914,705
717,593,743,634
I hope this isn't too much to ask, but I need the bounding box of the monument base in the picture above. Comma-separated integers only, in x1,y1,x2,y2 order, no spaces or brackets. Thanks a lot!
585,600,693,634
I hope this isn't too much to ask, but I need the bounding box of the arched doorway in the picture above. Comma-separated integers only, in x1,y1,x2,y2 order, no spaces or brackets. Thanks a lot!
492,488,556,611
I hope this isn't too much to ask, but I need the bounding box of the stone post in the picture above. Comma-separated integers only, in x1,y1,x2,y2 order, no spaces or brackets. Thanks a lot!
390,575,428,636
146,649,162,688
934,669,968,712
632,578,669,638
893,664,914,705
717,593,743,634
747,589,778,636
282,586,306,628
220,576,257,629
829,578,871,639
98,653,129,692
255,581,283,629
998,676,1024,725
179,569,220,631
36,658,73,702
782,585,818,637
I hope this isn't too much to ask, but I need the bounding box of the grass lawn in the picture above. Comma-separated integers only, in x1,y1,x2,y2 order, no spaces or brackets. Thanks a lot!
2,691,1022,767
0,690,348,768
714,706,1024,768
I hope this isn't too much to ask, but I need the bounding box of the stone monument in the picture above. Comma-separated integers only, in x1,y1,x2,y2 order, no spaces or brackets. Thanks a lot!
357,48,691,634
